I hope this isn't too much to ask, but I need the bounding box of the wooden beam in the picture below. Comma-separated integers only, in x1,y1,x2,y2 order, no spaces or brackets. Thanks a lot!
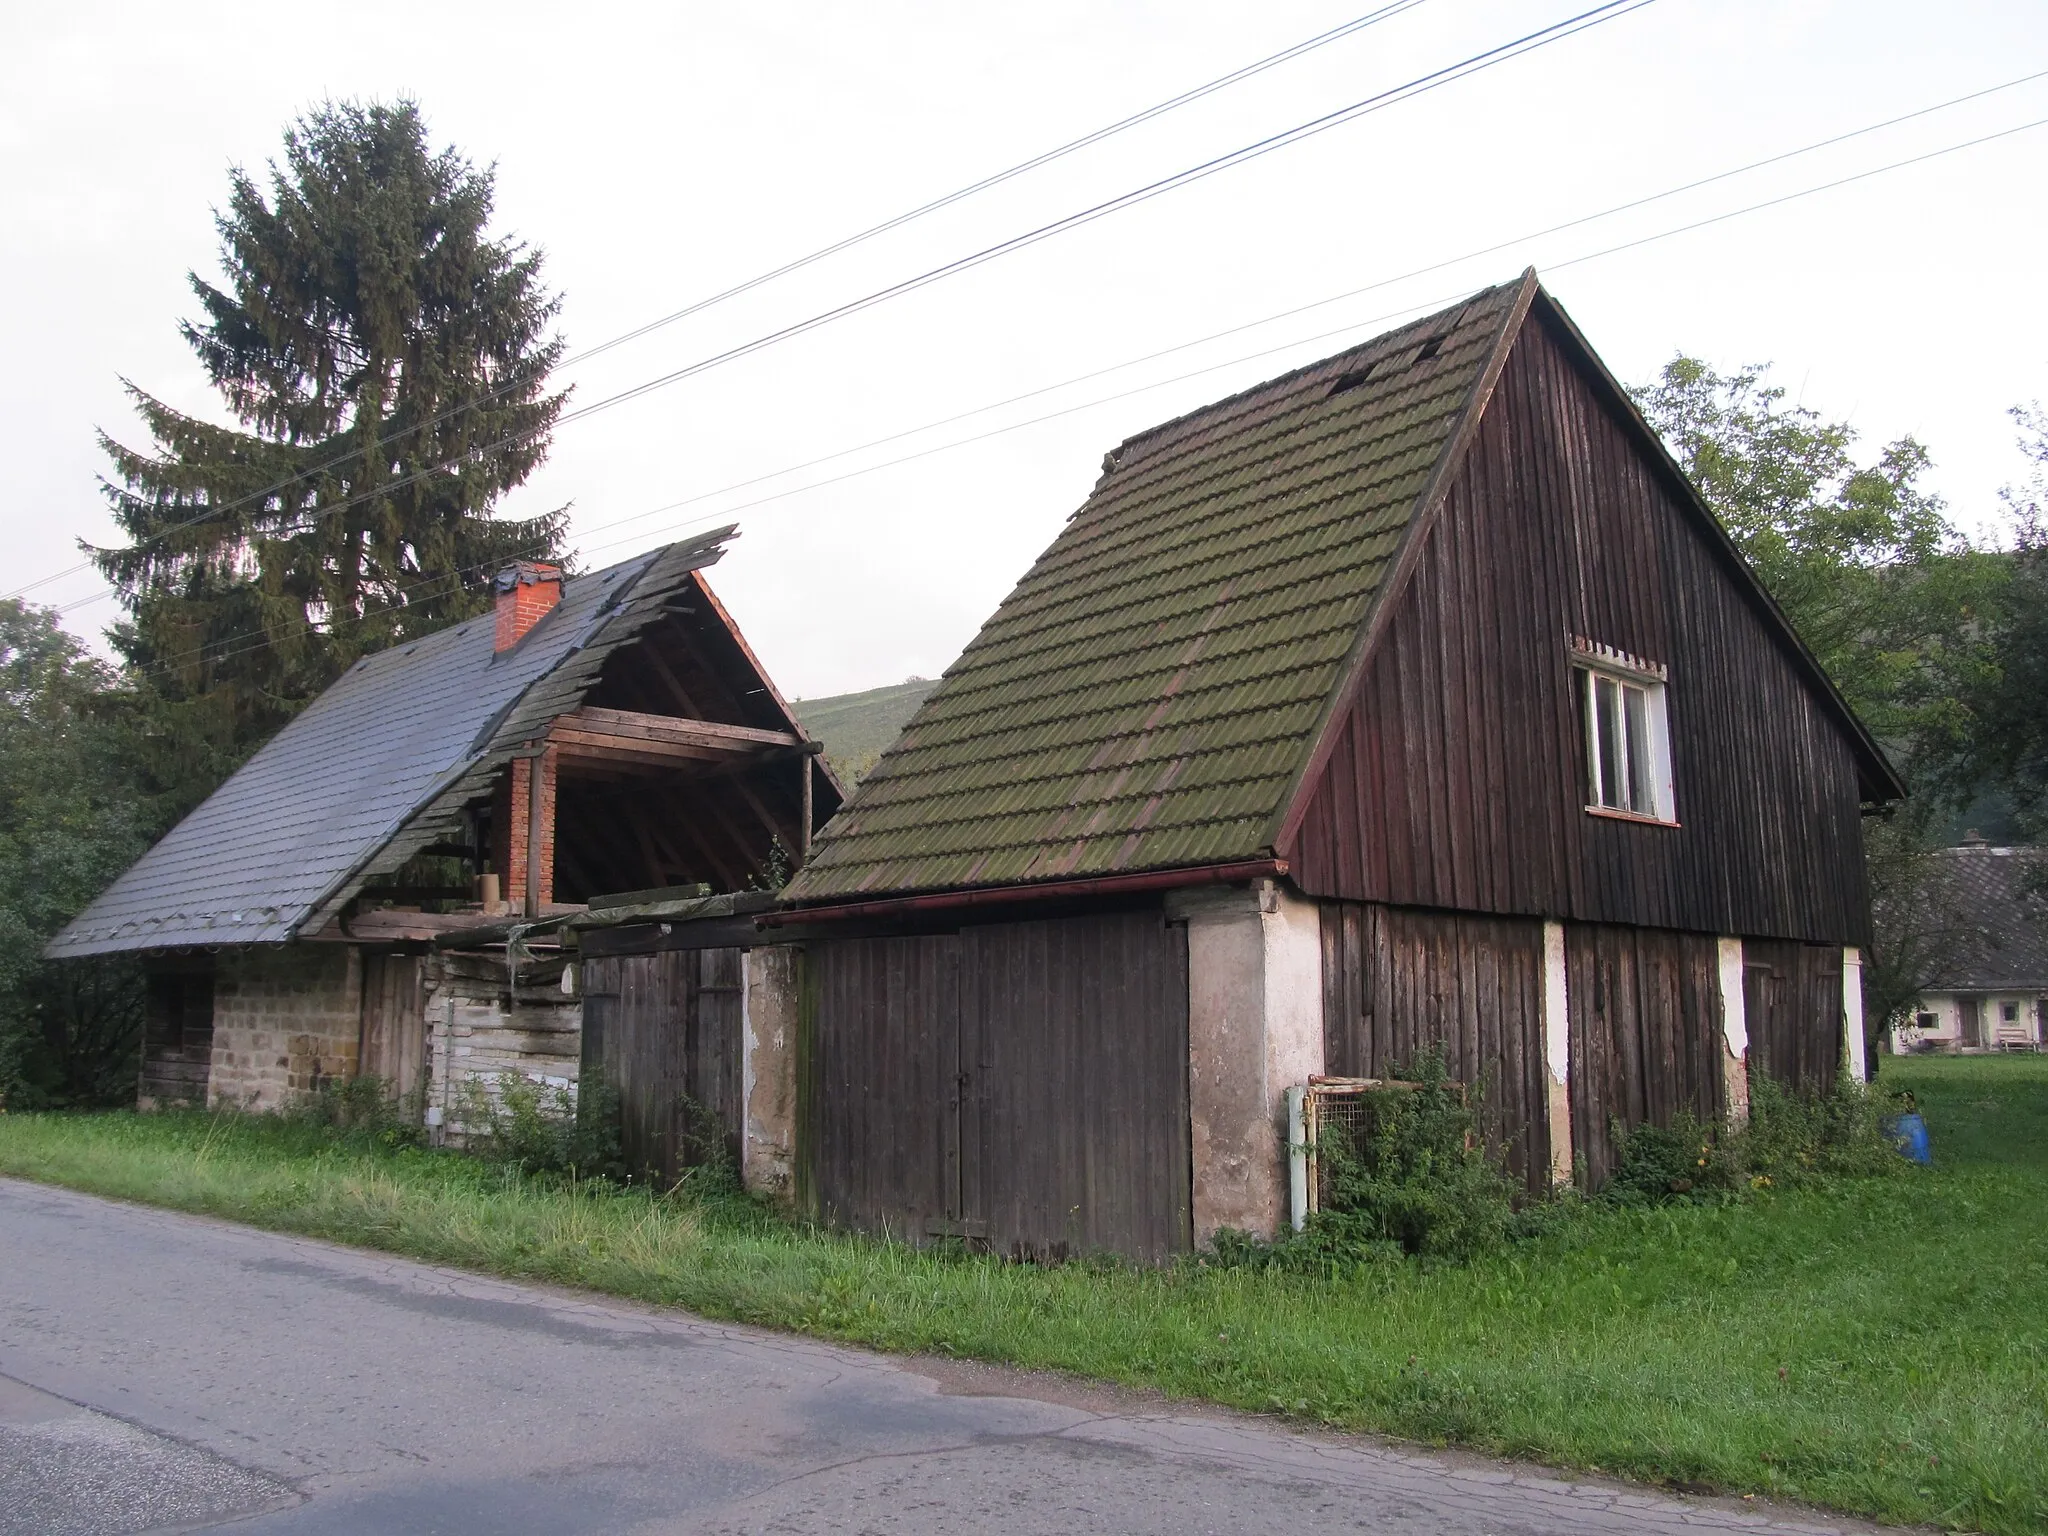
550,707,800,770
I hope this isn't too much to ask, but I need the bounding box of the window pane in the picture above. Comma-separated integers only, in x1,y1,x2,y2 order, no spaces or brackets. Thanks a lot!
1594,676,1622,808
1623,684,1652,814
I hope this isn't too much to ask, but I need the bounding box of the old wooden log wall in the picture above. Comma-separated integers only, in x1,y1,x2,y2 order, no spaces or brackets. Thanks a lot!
1285,310,1871,948
799,910,1191,1265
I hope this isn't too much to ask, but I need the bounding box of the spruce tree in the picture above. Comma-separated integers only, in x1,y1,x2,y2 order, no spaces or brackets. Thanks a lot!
94,99,567,800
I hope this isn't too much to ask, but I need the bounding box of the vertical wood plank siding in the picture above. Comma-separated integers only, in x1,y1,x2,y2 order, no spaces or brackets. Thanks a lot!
1318,902,1550,1189
581,948,746,1183
358,953,427,1099
798,934,962,1243
1285,313,1871,946
799,911,1192,1264
1742,939,1845,1096
1564,923,1724,1189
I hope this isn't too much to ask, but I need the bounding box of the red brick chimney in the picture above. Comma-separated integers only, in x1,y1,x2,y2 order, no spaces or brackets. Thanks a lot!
493,562,563,652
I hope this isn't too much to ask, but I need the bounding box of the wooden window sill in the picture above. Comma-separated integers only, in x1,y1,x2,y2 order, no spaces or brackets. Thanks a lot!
1584,805,1681,828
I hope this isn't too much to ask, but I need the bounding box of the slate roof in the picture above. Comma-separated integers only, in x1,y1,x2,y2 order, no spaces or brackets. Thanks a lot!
1919,845,2048,991
48,531,733,958
786,279,1525,902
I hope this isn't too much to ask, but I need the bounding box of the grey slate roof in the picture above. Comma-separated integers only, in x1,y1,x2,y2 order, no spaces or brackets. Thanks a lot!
1919,844,2048,991
48,531,733,958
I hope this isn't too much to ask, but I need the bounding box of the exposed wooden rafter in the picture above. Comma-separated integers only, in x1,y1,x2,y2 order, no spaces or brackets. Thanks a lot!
549,705,801,770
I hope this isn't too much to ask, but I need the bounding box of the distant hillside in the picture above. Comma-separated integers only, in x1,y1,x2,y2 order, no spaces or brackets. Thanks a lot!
791,677,940,785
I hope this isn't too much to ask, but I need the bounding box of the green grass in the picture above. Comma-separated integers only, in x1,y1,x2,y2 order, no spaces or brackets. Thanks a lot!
791,677,938,783
3,1055,2044,1533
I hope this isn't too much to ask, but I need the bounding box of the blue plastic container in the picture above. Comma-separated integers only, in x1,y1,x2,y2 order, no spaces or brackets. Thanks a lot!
1883,1111,1932,1165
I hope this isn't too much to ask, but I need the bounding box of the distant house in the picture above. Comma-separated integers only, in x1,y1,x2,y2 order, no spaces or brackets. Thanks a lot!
1894,839,2046,1052
756,270,1902,1260
48,531,841,1122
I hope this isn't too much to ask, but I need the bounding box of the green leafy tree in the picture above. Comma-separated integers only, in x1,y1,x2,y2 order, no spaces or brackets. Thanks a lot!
0,602,150,1108
1632,357,1998,748
1952,407,2048,837
93,98,569,808
1633,359,2011,1073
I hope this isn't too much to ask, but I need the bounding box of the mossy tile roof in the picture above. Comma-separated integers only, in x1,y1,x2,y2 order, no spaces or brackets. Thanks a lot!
787,280,1525,902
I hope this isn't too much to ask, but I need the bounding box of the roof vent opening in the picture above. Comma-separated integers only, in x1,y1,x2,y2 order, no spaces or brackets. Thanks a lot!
1413,334,1447,364
1327,363,1375,397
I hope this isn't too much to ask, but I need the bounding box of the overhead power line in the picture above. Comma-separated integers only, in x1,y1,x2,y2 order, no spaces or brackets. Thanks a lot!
4,0,1433,605
27,0,1652,614
118,95,2048,685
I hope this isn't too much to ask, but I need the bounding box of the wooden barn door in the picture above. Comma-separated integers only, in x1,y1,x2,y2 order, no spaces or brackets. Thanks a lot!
358,953,427,1100
800,912,1192,1262
798,935,963,1240
1565,924,1724,1190
1742,940,1843,1094
581,947,747,1183
959,913,1191,1265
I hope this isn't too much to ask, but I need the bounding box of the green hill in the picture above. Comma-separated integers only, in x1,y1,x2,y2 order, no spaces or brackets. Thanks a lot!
791,677,939,785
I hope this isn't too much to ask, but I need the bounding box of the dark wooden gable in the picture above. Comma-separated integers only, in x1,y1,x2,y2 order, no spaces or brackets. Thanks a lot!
1280,298,1880,946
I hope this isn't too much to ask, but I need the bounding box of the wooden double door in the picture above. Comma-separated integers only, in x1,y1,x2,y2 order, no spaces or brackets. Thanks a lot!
581,947,745,1183
799,910,1192,1265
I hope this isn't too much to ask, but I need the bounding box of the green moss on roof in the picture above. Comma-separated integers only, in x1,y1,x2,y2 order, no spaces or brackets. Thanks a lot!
786,281,1524,902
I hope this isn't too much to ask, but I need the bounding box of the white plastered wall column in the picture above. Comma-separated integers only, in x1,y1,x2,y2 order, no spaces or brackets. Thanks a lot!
1843,947,1867,1083
1173,879,1324,1244
1541,922,1573,1185
741,945,799,1204
1717,937,1750,1123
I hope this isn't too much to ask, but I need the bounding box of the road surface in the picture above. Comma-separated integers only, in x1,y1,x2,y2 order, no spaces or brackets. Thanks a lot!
0,1177,1884,1534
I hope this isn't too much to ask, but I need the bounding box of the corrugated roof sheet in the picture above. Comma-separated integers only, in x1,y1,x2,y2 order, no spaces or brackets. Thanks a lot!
48,531,732,958
787,281,1524,902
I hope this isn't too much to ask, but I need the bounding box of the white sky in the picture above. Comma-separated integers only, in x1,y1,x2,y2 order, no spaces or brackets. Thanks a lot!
3,0,2044,699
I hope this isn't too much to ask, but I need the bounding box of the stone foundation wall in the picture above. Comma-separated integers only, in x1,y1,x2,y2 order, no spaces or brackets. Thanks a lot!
424,950,582,1137
207,946,362,1111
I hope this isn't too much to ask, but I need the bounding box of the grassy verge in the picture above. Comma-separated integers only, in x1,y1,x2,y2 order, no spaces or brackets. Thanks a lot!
3,1055,2044,1533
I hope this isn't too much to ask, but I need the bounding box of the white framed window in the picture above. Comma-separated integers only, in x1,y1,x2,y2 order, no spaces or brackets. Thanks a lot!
1570,638,1676,824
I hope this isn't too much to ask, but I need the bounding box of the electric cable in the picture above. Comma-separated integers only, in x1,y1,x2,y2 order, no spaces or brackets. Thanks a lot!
24,0,1652,612
2,0,1433,604
115,100,2048,686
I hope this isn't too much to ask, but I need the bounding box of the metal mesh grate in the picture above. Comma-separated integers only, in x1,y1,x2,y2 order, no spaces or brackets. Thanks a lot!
1300,1076,1467,1215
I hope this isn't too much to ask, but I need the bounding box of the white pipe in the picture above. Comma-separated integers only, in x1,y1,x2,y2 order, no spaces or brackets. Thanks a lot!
1286,1084,1308,1233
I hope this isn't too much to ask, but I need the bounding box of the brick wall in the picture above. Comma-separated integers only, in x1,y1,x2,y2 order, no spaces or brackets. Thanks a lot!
207,946,361,1111
499,746,558,910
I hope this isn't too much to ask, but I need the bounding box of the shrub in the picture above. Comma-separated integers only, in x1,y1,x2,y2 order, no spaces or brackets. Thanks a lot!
1215,1049,1533,1271
1604,1110,1742,1206
293,1074,425,1148
455,1073,625,1183
1736,1070,1905,1186
1604,1072,1907,1206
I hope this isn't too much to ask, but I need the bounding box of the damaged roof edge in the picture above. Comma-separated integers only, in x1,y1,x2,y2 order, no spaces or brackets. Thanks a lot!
295,533,734,939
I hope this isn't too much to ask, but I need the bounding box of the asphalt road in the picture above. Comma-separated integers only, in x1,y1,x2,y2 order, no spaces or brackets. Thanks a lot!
0,1177,1886,1535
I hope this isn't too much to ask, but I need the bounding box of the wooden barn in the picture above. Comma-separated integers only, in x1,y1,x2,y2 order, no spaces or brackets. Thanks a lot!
48,530,840,1128
768,270,1903,1261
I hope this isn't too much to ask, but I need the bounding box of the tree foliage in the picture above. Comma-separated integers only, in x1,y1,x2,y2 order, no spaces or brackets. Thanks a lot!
1945,407,2048,839
1632,358,2018,1066
93,98,569,799
0,602,150,1108
1631,356,1998,749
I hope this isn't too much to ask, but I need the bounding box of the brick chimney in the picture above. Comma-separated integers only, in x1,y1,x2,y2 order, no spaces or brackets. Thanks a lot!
493,562,563,652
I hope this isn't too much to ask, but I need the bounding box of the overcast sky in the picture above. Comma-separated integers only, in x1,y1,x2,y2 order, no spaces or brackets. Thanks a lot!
4,0,2044,699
